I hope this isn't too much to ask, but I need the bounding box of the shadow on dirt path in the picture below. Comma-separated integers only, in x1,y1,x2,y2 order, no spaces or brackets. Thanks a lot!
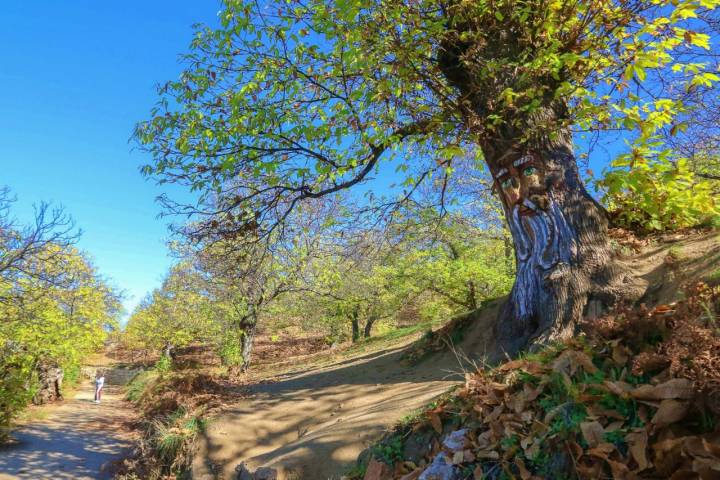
0,382,136,480
193,307,498,480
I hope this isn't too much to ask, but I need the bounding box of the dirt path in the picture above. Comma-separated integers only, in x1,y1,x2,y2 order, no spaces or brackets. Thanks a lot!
193,313,498,480
0,381,136,480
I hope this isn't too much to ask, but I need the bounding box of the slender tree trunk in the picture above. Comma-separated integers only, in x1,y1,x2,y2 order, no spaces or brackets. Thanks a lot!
240,317,257,372
162,342,175,359
466,281,478,310
363,315,377,338
351,307,360,343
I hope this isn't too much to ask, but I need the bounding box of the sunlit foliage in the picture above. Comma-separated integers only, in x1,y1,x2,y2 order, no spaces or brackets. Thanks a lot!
1,193,121,439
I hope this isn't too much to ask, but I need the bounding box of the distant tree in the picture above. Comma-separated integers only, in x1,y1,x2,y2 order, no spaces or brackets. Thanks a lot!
1,239,121,439
288,204,514,341
299,231,404,342
1,187,78,304
391,211,514,313
193,239,298,370
191,200,333,370
123,263,216,358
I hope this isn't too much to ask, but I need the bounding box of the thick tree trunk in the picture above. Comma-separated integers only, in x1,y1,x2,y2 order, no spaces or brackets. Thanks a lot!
488,141,639,356
437,27,644,357
33,363,64,405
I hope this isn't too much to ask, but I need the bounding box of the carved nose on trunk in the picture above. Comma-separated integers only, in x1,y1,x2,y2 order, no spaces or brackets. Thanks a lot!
529,194,549,210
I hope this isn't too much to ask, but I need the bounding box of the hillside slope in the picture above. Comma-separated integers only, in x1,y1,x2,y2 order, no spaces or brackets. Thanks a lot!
355,230,720,480
193,231,720,480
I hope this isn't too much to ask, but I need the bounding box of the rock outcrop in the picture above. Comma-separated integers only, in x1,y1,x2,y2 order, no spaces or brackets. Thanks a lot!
32,363,63,405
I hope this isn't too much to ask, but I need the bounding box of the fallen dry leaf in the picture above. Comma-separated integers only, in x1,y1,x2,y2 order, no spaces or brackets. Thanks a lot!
497,359,526,372
631,378,694,401
473,465,483,480
652,399,690,427
463,449,475,463
690,456,720,477
612,343,630,365
604,380,633,397
523,383,543,402
626,429,650,471
580,421,605,448
486,405,503,423
363,458,393,480
607,459,631,480
652,437,686,477
552,349,599,376
428,412,442,434
682,436,720,463
587,442,616,461
515,458,532,480
475,450,500,460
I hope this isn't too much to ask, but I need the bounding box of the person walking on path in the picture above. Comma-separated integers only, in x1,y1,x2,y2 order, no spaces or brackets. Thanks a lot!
94,370,105,404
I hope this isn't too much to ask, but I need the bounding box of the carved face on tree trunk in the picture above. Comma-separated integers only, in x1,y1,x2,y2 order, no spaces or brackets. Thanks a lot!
491,150,578,326
493,153,549,216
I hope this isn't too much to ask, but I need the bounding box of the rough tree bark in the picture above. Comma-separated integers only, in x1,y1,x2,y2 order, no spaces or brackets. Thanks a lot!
240,317,257,372
33,363,64,405
484,138,637,356
439,39,642,357
363,314,378,338
351,307,361,343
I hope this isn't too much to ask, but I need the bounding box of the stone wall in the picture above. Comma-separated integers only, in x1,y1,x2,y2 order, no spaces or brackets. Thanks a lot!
81,366,143,385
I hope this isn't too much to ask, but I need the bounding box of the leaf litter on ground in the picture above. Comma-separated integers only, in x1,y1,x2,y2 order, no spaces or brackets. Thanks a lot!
359,283,720,480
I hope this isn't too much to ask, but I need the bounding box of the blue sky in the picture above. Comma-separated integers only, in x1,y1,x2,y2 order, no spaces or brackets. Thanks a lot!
0,1,222,320
0,1,627,324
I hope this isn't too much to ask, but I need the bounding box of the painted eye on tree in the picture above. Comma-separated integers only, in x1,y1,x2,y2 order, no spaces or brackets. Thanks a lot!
523,167,536,177
501,178,512,189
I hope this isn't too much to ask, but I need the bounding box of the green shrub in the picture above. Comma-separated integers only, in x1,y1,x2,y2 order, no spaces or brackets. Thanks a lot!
599,152,719,231
125,370,158,403
371,435,404,465
148,407,207,474
154,355,173,375
217,334,244,368
0,349,37,443
63,363,81,384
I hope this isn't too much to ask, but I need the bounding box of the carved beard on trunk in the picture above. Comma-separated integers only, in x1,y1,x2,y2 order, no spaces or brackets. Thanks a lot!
506,194,578,323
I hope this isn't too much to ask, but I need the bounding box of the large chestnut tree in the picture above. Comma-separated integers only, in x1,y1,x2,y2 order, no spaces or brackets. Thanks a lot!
136,0,720,357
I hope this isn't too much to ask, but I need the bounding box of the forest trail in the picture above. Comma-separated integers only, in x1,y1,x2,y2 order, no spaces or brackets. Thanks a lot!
0,380,136,480
193,312,499,480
